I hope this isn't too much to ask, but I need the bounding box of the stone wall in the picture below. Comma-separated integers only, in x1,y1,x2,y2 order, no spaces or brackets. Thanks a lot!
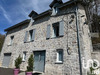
0,3,93,75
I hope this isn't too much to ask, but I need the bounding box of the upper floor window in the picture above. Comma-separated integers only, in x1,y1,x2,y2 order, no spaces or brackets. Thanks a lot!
29,30,33,41
46,20,64,39
51,7,59,16
52,20,64,38
51,3,60,16
9,36,14,45
24,29,36,43
53,22,59,37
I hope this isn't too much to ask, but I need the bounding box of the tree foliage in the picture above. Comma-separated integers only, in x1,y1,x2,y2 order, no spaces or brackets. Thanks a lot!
0,34,5,52
86,0,100,44
15,55,22,69
27,54,34,72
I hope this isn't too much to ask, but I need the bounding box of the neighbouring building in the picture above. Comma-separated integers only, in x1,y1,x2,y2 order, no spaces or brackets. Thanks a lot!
0,0,100,75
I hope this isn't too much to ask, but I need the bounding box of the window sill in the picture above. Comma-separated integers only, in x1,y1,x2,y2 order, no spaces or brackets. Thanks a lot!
51,36,63,39
22,60,26,62
55,61,63,64
24,40,34,43
7,44,12,46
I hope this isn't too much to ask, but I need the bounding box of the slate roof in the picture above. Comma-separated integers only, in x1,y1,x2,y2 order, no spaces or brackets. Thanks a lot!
5,0,85,32
5,19,30,31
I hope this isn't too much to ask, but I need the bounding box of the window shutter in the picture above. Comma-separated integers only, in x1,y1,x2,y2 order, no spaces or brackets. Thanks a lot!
24,31,28,43
46,25,51,39
59,20,64,36
32,29,36,41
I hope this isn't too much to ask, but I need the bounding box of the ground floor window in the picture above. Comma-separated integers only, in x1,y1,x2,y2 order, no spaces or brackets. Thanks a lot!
22,52,27,61
56,49,63,63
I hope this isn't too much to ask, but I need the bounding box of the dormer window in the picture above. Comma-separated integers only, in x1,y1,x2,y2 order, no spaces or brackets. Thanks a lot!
50,0,63,16
51,7,59,16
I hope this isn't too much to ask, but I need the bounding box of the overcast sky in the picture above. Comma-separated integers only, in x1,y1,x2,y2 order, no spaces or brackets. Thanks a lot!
0,0,69,34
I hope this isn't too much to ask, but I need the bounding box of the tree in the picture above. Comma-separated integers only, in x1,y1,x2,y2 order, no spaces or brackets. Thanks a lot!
0,34,5,52
15,55,22,69
27,54,34,72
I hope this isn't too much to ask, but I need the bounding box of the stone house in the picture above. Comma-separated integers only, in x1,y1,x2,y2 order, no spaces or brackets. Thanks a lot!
0,0,99,75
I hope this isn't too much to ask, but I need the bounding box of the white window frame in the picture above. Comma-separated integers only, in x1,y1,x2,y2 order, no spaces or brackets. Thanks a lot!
56,49,63,63
9,36,14,45
29,30,33,41
52,22,60,38
51,7,59,16
22,52,27,61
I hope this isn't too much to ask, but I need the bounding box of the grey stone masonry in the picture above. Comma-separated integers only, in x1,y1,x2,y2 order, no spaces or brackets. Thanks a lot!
0,1,93,75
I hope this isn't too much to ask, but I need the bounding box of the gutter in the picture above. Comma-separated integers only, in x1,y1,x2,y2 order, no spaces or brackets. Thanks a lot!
75,2,83,75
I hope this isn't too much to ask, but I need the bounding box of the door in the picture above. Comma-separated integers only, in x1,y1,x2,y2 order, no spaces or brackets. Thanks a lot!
34,51,45,72
2,53,11,67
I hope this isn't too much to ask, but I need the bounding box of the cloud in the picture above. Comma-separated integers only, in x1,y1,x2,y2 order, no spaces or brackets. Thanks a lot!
0,5,12,24
0,0,69,24
0,0,69,34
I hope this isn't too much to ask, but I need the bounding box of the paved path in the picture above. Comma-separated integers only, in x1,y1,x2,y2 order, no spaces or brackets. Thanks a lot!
0,67,13,75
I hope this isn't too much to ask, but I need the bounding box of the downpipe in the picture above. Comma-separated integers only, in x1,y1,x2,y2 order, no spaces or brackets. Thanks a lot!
75,3,83,75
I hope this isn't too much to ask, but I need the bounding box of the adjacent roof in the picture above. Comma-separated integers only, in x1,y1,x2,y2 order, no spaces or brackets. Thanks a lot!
5,19,30,31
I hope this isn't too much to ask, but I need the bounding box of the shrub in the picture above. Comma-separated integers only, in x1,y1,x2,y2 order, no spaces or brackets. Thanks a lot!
27,54,34,72
15,55,22,69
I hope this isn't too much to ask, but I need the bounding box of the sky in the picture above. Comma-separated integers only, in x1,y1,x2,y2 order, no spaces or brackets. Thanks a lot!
0,0,68,34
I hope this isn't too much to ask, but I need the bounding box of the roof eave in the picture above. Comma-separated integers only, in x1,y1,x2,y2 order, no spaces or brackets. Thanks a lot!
5,19,30,32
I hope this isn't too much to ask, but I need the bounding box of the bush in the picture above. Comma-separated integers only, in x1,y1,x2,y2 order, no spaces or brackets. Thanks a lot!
15,55,22,69
27,54,34,72
0,34,5,52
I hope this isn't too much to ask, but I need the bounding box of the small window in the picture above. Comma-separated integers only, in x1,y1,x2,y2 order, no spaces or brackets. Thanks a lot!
52,21,64,38
24,29,36,43
22,52,27,61
51,7,59,16
53,22,60,37
29,30,33,41
56,49,63,63
9,36,14,45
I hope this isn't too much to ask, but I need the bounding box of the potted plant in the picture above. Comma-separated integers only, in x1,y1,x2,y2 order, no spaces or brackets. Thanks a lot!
26,54,34,75
14,55,22,75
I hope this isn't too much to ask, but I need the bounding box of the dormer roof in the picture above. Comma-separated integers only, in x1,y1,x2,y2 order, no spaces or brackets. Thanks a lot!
28,10,38,18
49,0,63,8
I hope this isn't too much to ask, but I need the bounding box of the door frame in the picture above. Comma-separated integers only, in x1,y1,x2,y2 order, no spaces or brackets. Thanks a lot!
2,53,12,68
33,50,46,72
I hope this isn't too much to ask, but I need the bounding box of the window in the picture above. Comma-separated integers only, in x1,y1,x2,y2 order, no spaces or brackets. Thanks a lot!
46,25,51,39
51,3,59,16
29,30,33,41
24,29,36,43
51,7,58,16
52,21,64,38
22,52,27,61
9,36,14,45
53,22,59,37
56,49,63,63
